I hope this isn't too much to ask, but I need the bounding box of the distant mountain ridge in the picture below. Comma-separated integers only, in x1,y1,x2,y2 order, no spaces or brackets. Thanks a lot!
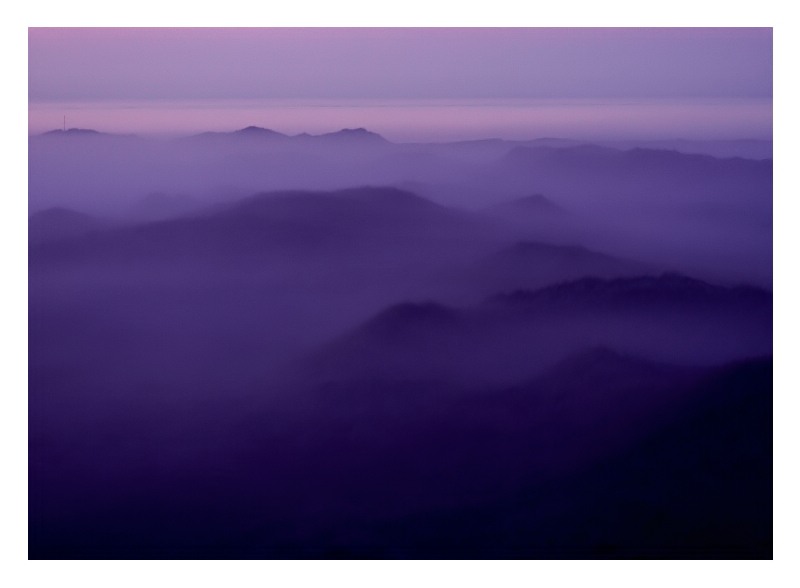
36,127,148,138
183,126,389,144
501,144,771,176
41,128,101,136
32,127,771,160
300,272,772,386
28,186,479,265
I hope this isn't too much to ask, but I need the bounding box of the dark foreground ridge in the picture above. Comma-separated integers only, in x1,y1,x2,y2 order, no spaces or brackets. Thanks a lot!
28,353,771,559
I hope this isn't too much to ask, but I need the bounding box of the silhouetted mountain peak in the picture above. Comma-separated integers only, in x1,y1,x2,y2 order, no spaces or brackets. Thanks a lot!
318,127,388,142
41,128,101,136
234,126,287,137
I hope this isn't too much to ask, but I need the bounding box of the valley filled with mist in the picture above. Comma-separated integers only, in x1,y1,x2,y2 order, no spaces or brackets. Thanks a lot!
28,126,772,559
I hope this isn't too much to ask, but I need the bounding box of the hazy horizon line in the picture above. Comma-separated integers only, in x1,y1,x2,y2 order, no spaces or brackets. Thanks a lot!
28,97,772,142
29,125,774,144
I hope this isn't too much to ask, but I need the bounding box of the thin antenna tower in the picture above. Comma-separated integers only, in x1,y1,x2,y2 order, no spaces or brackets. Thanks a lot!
63,115,66,132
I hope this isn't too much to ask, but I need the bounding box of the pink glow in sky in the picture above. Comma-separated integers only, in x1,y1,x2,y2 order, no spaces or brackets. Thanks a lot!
28,28,772,140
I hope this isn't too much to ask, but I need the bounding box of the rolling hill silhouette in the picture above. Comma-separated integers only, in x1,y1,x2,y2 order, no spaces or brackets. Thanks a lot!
28,186,479,266
301,273,771,386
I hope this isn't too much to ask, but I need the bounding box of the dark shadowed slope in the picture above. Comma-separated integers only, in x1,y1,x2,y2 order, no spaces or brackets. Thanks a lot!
30,347,770,559
301,346,705,476
318,356,771,559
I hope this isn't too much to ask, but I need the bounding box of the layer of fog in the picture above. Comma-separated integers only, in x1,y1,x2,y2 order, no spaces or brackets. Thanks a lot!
29,129,771,287
28,128,772,558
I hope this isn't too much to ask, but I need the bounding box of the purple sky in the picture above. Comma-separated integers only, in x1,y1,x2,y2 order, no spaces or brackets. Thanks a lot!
29,28,772,101
27,28,772,139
